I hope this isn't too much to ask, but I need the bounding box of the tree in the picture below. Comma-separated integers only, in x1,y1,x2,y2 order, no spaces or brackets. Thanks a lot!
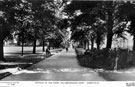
0,17,9,61
64,1,128,50
24,0,56,53
93,19,106,50
118,1,135,51
0,0,23,61
98,1,127,49
64,1,106,49
13,0,33,56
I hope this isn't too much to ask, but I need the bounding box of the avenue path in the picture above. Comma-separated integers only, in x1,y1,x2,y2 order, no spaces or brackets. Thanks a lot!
1,47,106,81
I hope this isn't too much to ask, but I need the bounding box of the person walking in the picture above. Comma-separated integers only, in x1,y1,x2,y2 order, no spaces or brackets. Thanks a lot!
66,47,68,51
46,47,51,55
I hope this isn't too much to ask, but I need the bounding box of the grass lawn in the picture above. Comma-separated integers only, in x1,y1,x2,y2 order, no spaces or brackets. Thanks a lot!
0,46,62,79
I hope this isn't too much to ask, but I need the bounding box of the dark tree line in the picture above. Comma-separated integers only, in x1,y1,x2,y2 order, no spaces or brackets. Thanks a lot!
1,0,135,62
0,0,68,61
64,1,135,50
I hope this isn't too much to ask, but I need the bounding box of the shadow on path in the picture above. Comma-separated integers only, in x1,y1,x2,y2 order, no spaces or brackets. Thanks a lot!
1,47,105,81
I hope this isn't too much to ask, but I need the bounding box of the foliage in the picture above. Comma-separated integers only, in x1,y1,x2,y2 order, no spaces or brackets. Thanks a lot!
64,1,130,49
76,48,135,70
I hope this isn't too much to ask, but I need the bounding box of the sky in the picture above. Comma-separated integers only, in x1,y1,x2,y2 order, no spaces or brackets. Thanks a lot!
0,11,4,17
100,32,133,50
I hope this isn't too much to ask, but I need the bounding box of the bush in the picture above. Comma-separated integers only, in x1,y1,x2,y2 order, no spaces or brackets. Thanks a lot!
75,48,135,70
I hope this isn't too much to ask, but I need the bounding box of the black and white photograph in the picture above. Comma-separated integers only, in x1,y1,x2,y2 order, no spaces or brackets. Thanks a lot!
0,0,135,83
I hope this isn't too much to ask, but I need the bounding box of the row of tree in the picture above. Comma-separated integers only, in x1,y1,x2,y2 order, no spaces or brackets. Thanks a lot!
1,0,135,61
63,1,135,51
0,0,69,61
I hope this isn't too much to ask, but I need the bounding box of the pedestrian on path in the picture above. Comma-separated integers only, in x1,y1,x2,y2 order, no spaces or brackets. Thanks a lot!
46,47,51,55
66,47,68,51
65,45,69,51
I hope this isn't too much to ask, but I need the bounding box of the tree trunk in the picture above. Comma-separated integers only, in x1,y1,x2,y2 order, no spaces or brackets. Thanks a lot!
131,18,135,51
21,29,24,56
106,33,113,49
84,40,87,49
17,38,21,46
97,42,100,50
21,42,24,56
0,28,5,61
96,35,101,50
0,41,4,61
133,36,135,51
91,39,94,50
43,40,45,52
33,39,36,54
0,39,5,61
106,9,114,49
88,40,90,50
